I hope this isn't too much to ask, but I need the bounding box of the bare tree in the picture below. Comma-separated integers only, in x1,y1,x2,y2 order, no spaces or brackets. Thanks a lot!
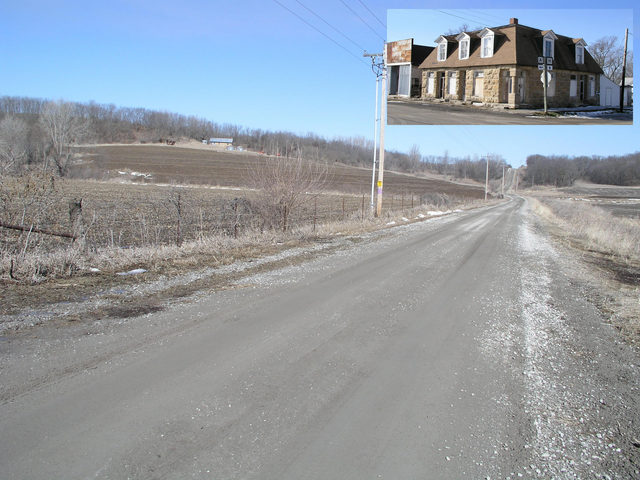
408,144,421,171
40,100,87,176
0,115,29,173
590,36,630,84
247,155,329,232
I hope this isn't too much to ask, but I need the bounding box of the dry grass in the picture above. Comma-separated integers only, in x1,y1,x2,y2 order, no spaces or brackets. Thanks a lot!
1,187,488,285
531,197,640,261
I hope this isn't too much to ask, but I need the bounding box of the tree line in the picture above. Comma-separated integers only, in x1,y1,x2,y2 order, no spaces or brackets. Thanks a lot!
0,95,427,176
525,153,640,187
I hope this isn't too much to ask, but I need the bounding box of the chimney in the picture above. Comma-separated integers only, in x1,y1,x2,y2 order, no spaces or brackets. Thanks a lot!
510,18,518,25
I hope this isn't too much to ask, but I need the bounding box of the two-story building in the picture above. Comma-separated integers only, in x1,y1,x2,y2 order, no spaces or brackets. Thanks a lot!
419,18,604,108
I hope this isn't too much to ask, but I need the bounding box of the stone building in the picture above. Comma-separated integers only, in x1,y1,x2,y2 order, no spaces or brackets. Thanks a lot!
418,18,604,108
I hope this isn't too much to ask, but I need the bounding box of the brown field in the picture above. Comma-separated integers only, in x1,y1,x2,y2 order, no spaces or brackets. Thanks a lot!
557,182,640,219
1,144,490,284
72,144,486,198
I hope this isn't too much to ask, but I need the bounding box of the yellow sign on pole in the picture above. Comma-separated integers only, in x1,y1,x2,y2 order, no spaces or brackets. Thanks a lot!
377,180,382,187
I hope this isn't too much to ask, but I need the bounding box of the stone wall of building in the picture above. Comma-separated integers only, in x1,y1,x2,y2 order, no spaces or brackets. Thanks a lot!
420,65,600,108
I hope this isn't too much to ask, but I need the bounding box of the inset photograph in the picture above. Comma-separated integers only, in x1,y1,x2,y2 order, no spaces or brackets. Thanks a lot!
386,9,633,125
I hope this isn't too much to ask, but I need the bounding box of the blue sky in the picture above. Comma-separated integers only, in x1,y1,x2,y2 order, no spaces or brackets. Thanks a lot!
0,0,637,167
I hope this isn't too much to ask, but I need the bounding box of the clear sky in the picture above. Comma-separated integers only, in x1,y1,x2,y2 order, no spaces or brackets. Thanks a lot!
0,0,637,167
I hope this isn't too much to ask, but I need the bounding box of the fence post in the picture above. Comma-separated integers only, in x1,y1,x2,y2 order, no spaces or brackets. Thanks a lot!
342,197,345,220
313,197,317,233
361,194,365,221
233,202,238,239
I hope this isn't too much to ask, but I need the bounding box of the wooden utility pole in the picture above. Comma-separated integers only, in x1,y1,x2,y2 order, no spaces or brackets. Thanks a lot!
619,28,629,113
376,67,387,217
502,165,505,196
484,157,489,200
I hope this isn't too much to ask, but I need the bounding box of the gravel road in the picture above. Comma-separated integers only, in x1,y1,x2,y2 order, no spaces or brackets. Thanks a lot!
1,197,638,479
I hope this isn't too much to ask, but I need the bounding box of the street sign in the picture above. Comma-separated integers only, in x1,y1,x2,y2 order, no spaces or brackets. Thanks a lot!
538,56,544,64
538,64,545,70
546,57,553,64
540,71,552,83
546,65,553,71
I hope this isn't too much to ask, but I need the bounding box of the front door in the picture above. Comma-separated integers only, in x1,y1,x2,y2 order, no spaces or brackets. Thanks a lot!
579,76,585,101
518,72,526,103
438,73,445,98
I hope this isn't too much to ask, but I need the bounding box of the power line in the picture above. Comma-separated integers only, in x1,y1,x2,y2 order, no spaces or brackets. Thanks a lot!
338,0,386,42
355,0,386,29
436,9,490,27
293,0,367,52
466,9,505,22
271,0,370,67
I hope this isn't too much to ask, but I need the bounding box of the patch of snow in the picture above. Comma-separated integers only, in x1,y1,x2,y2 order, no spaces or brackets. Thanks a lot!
401,217,409,222
116,268,148,276
386,221,396,225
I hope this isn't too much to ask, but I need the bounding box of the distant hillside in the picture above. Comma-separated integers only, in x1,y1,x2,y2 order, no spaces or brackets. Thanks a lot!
0,95,509,183
525,153,640,187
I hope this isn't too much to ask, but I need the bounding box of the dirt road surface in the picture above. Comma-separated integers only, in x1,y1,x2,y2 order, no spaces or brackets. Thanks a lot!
1,198,638,479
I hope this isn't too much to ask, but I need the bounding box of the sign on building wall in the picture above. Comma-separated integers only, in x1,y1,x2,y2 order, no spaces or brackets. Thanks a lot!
386,39,413,64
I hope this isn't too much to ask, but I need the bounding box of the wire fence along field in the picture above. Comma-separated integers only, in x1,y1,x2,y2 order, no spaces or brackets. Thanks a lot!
1,176,461,281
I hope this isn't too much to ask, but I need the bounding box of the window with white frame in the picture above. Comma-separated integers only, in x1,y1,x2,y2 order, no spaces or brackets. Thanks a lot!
459,39,469,59
427,72,435,94
473,71,484,97
448,71,457,95
438,42,447,61
576,45,584,64
542,31,557,59
481,35,494,58
570,75,577,97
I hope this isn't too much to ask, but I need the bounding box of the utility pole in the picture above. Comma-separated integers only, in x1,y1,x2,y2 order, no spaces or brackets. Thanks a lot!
376,66,387,217
502,165,505,197
619,28,629,113
515,168,519,192
484,157,489,200
364,50,385,214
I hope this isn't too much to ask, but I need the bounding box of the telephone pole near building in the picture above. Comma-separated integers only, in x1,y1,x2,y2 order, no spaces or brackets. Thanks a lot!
364,50,385,214
619,28,629,113
376,67,387,217
484,157,489,200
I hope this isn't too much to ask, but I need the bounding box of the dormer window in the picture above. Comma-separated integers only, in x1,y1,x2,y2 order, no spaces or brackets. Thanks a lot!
479,28,494,58
574,39,587,64
542,30,558,59
456,33,470,60
435,36,448,61
438,43,446,61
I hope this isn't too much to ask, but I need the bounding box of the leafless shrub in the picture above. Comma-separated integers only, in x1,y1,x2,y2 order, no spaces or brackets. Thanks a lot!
0,116,29,174
246,155,329,232
40,101,88,176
